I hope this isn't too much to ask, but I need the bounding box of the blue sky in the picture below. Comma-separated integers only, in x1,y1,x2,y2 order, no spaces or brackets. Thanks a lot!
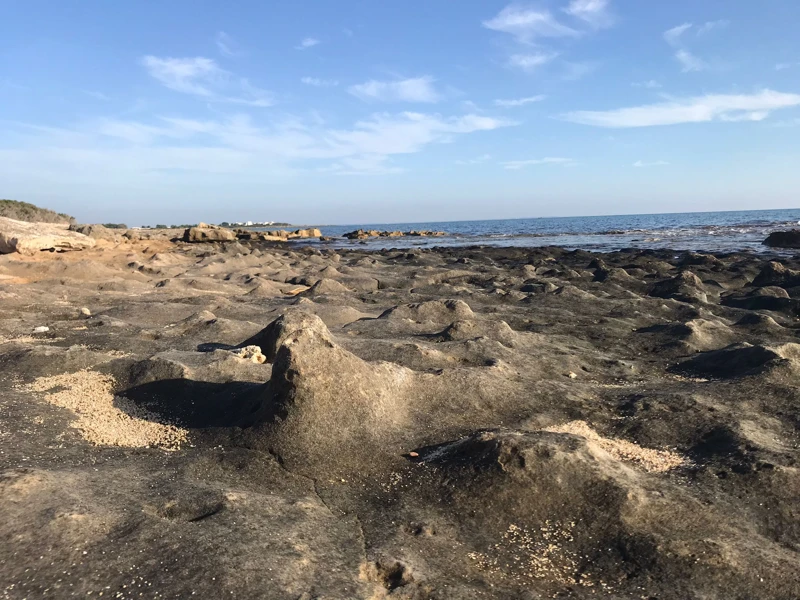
1,0,799,225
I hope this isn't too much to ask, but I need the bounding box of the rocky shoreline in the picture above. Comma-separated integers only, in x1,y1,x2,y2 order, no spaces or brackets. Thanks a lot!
1,235,800,599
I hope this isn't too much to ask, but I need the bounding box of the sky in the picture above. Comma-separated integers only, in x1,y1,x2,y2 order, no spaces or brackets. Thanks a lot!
1,0,800,226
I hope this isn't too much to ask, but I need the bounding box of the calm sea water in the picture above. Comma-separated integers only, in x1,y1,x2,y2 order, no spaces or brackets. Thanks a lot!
261,209,800,254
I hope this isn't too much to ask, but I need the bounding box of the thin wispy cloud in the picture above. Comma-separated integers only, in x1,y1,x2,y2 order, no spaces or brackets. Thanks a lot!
633,160,669,167
301,77,339,87
564,0,613,28
508,53,558,72
561,61,596,81
562,90,800,128
141,55,273,107
632,80,662,89
455,154,491,165
775,62,799,71
2,111,515,177
675,49,707,73
141,56,220,96
483,5,579,43
296,37,320,50
494,95,546,107
348,76,442,103
460,100,481,112
503,157,573,170
663,23,692,46
321,154,403,176
83,90,110,101
663,21,726,73
697,20,729,35
215,32,243,57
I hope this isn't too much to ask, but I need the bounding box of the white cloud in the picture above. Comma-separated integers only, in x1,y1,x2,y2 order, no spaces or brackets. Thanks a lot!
321,154,403,176
2,111,514,178
83,90,110,101
455,154,491,165
494,95,546,107
301,77,339,87
565,0,613,27
502,157,573,170
719,111,769,122
215,32,242,57
561,61,595,81
632,80,662,89
141,56,220,96
483,5,579,43
697,20,729,35
664,23,692,46
348,76,442,103
664,21,724,73
675,49,707,72
141,55,273,107
775,62,798,71
296,37,320,50
562,90,800,128
508,53,558,72
633,160,669,167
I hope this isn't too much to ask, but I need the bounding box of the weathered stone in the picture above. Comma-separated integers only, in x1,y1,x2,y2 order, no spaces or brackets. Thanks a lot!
764,230,800,248
183,225,237,243
0,216,96,255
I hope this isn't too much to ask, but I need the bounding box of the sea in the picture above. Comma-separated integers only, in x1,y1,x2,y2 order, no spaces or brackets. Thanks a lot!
258,209,800,254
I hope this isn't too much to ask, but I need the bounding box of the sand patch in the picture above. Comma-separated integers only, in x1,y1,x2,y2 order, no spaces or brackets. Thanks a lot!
544,420,684,473
20,370,187,450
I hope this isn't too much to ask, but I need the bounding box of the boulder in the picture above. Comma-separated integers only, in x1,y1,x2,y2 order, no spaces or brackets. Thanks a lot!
290,228,323,239
721,286,799,314
238,310,334,361
68,223,118,241
670,342,800,379
648,270,707,304
183,225,237,243
343,229,372,240
764,230,800,248
751,261,800,288
0,216,96,255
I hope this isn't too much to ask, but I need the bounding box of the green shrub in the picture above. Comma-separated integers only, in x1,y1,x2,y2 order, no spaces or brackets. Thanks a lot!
0,199,75,224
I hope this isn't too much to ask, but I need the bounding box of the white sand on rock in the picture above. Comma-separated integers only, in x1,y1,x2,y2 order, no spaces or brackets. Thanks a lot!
544,420,685,473
21,370,187,450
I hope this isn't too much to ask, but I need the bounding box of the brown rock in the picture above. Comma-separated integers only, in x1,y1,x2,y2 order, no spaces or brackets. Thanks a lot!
183,225,237,243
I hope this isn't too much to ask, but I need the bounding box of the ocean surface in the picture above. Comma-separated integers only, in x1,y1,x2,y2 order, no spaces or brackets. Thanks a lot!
262,209,800,254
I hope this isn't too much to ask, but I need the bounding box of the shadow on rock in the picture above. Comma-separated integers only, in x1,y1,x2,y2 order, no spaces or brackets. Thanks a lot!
116,379,268,428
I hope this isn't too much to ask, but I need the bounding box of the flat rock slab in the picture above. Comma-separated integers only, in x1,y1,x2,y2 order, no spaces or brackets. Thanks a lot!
0,216,96,255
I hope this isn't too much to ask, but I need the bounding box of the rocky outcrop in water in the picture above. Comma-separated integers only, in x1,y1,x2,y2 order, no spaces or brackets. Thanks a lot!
343,229,446,240
763,229,800,248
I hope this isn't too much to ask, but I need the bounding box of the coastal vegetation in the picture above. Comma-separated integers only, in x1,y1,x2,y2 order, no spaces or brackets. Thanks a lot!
0,199,74,224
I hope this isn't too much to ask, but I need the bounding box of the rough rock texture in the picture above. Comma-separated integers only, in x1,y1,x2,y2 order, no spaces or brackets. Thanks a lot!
0,216,96,254
183,224,237,243
764,229,800,248
68,223,119,241
1,240,800,599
